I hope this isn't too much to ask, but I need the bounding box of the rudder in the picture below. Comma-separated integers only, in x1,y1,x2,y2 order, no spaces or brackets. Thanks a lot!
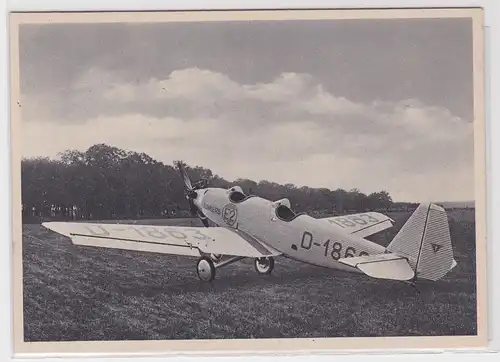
386,203,457,281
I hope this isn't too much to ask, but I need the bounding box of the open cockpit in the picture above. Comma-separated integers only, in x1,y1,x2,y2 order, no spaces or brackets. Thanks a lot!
273,198,303,222
228,186,250,203
276,204,297,221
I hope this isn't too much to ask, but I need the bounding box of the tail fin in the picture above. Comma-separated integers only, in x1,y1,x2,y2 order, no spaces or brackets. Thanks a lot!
386,203,457,281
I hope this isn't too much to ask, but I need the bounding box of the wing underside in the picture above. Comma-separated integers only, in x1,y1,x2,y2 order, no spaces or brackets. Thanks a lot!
322,212,394,238
42,222,281,258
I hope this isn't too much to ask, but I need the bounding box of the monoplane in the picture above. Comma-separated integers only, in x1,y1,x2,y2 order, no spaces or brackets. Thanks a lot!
43,163,457,283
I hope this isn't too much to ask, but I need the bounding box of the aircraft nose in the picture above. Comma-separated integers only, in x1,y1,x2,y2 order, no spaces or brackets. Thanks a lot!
192,189,206,208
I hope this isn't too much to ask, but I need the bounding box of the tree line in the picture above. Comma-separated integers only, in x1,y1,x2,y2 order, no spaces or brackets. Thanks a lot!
21,144,417,222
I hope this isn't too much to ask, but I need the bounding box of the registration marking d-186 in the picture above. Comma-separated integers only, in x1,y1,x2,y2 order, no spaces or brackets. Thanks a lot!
298,231,369,260
82,225,212,242
328,213,379,228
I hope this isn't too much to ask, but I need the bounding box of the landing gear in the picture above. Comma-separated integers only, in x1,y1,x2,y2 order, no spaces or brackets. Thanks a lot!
409,281,421,294
403,279,421,294
195,255,243,282
196,257,216,282
254,256,275,275
210,253,223,263
195,255,275,282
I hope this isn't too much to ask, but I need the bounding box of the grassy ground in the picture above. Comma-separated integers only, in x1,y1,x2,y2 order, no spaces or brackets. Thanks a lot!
22,210,477,342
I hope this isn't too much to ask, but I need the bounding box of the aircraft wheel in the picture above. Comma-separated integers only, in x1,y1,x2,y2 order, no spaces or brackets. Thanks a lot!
254,256,275,275
197,257,216,282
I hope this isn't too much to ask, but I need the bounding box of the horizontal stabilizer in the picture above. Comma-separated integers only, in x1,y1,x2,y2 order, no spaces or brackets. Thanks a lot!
338,253,415,281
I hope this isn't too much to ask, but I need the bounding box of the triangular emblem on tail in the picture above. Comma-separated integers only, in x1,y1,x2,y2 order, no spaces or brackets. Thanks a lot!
431,243,442,253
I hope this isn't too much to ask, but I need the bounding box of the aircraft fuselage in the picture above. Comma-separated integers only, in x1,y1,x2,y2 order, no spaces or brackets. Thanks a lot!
195,187,387,271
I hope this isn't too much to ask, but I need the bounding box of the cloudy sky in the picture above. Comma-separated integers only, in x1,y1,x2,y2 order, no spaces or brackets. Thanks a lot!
18,17,475,202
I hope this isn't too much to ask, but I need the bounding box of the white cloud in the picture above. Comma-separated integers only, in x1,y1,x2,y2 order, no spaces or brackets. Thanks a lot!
21,68,475,202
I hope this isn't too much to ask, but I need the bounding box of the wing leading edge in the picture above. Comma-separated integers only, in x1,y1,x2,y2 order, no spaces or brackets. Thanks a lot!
322,212,394,238
42,222,281,258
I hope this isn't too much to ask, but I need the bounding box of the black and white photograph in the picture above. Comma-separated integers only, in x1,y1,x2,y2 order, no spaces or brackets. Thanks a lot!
9,8,487,355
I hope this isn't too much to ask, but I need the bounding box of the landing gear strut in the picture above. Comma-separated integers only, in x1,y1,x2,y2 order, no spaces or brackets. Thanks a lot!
210,253,223,263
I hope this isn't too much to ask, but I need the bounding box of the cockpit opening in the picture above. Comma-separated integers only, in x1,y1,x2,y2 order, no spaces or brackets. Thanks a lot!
228,186,247,203
275,204,297,222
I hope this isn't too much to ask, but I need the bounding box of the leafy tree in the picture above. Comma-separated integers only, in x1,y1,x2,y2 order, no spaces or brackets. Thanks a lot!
21,143,401,222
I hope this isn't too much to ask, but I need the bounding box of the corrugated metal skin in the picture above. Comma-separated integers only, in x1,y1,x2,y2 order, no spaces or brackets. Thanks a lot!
386,204,430,269
386,203,455,281
416,206,454,281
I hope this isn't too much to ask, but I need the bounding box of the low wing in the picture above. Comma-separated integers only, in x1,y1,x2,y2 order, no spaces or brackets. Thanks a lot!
323,212,394,238
337,253,414,281
42,222,281,258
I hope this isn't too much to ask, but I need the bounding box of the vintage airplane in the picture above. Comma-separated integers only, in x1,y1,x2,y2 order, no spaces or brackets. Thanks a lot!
42,162,457,284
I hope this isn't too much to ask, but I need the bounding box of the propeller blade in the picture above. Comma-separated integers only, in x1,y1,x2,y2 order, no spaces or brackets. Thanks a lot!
175,161,210,228
175,161,193,190
188,198,198,215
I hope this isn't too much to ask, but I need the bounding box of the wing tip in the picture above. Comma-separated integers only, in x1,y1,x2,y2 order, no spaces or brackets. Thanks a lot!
41,221,53,230
41,221,72,237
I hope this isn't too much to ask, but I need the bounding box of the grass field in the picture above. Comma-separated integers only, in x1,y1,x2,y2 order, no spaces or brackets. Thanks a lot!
22,210,477,342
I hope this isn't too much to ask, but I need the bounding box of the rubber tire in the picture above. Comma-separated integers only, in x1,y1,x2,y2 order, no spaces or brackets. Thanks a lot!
196,256,216,282
254,256,275,275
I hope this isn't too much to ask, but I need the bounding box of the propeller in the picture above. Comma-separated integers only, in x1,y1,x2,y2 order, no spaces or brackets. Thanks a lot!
175,161,210,227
